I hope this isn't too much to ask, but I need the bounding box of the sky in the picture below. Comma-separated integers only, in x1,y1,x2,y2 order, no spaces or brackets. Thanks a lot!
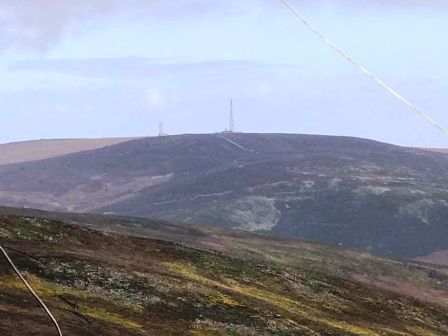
0,0,447,147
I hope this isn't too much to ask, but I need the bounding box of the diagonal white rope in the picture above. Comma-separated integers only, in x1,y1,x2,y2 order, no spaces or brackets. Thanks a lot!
0,245,63,336
278,0,448,136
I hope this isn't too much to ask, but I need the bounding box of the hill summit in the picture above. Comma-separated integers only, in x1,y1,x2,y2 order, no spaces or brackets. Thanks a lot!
0,133,447,259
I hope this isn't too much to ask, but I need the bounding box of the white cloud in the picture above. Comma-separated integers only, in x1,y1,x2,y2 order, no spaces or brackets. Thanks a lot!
147,88,165,109
0,0,444,51
0,0,118,50
8,58,265,80
55,104,68,113
0,0,228,51
258,84,272,96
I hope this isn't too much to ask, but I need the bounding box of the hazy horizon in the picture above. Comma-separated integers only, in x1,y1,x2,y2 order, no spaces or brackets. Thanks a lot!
1,0,447,147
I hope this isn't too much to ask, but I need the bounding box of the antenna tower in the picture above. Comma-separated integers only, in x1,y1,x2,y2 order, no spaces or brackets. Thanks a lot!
229,99,235,133
158,122,167,137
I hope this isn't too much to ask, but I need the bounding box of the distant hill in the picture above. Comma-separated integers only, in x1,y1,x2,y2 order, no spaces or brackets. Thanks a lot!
1,208,448,335
0,133,448,259
0,137,141,165
423,148,448,154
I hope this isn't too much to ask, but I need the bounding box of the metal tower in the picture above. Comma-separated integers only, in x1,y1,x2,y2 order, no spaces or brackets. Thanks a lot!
229,99,235,133
158,122,167,137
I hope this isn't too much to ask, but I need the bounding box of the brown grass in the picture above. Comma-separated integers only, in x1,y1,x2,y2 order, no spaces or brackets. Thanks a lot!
0,138,142,165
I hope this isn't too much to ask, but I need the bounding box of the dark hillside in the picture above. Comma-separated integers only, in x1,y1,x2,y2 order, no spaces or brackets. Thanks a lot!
0,134,448,259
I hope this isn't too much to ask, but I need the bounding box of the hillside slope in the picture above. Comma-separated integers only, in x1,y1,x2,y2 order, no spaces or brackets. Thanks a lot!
0,137,140,165
2,210,448,335
3,206,448,307
422,148,448,154
0,133,448,259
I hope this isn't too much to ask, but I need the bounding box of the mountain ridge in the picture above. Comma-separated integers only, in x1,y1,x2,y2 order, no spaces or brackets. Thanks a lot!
0,133,447,259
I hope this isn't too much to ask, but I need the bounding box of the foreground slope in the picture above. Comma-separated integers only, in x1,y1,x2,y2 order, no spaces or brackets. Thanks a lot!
2,210,448,335
0,137,140,165
5,206,448,307
1,134,448,259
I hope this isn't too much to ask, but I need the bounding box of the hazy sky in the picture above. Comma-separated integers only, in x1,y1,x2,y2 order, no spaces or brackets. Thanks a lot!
1,0,447,147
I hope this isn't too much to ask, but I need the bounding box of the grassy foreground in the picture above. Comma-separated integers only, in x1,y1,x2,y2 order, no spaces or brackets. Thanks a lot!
1,213,448,335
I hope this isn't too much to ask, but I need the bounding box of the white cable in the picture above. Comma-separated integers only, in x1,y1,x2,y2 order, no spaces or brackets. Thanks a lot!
279,0,448,136
0,245,63,336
